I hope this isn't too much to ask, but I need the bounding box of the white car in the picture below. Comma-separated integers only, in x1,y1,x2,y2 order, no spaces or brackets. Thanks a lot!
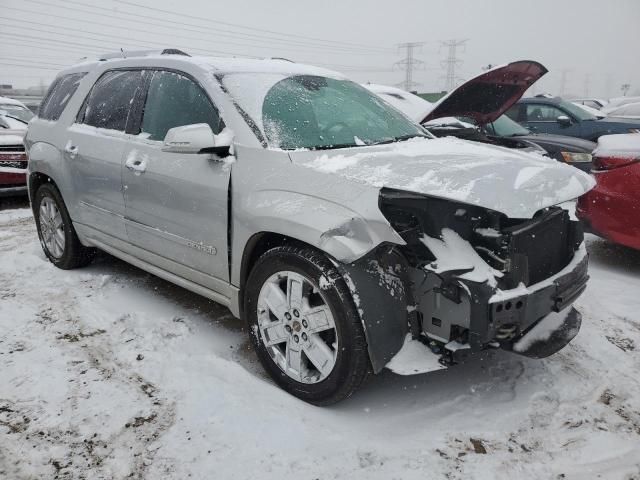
572,102,606,119
0,96,34,129
604,101,640,120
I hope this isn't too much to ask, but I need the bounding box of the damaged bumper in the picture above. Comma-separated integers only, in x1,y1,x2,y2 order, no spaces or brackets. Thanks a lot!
344,189,590,374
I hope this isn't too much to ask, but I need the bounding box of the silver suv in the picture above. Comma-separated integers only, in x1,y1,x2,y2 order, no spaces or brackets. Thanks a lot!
26,51,595,404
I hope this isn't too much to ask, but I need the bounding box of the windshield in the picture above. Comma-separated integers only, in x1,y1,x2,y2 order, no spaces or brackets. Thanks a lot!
487,115,531,136
224,73,427,150
558,99,597,121
0,104,34,123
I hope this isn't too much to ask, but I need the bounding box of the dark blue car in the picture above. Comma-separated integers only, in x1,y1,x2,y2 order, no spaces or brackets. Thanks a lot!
507,96,640,141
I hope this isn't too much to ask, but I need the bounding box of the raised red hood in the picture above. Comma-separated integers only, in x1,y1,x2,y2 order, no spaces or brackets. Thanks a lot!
421,60,548,125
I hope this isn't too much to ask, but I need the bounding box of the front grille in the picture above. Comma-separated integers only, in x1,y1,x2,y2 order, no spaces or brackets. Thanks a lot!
0,145,25,152
0,146,27,170
0,160,27,169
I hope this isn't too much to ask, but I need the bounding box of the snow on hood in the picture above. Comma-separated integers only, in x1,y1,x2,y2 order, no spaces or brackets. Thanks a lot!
292,137,596,219
0,131,25,146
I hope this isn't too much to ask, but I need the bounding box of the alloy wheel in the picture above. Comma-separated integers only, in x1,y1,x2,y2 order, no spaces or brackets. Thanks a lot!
257,271,338,384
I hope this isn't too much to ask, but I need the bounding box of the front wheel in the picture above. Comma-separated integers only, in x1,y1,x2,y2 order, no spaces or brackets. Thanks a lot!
245,245,369,405
34,183,95,269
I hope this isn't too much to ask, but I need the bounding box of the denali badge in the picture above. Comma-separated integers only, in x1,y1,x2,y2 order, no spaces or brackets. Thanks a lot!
187,241,217,255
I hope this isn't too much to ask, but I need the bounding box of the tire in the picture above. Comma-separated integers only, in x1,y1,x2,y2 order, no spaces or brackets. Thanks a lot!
34,183,95,270
245,245,370,405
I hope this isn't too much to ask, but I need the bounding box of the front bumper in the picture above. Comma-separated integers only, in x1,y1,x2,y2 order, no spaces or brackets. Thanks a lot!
461,244,588,357
0,185,28,197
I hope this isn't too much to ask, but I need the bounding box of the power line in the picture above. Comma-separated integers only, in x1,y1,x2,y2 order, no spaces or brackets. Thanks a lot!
20,0,391,54
394,42,425,91
0,62,61,71
113,0,392,52
0,20,239,57
440,39,467,91
10,3,389,56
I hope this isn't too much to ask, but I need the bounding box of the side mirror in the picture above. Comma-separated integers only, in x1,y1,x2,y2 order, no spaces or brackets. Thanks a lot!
162,123,230,157
557,115,572,126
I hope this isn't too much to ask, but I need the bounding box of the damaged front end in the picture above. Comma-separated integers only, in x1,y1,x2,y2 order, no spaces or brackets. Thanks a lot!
370,188,588,370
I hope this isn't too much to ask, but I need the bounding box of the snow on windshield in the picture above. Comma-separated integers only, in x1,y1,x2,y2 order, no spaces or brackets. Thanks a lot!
222,73,424,150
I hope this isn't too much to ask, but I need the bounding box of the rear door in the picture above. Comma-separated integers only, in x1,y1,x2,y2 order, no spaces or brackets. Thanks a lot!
122,69,231,291
66,69,145,240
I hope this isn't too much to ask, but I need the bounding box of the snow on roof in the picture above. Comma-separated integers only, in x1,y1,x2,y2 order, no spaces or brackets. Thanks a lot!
363,83,433,122
60,54,344,80
594,134,640,158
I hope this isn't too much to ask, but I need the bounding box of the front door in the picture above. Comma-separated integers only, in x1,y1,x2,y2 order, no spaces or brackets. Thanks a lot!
66,69,146,240
122,69,231,291
521,103,579,136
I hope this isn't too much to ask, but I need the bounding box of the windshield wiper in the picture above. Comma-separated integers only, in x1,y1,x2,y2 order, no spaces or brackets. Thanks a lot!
310,142,365,151
2,114,29,125
370,133,428,146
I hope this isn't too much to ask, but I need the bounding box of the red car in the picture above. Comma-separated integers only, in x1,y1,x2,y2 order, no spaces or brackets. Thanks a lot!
577,134,640,250
0,130,28,197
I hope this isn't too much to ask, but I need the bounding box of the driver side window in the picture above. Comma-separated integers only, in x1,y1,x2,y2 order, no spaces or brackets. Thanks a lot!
140,70,223,141
525,104,566,122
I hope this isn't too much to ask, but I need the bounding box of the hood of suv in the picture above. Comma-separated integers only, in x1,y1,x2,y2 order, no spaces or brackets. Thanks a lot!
291,137,594,219
421,61,548,126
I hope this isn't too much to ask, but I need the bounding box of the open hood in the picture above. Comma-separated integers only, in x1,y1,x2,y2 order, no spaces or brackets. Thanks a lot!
421,60,548,126
292,137,594,219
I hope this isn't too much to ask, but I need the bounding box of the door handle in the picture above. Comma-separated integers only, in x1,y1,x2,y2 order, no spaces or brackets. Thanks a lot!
64,142,79,158
125,156,147,174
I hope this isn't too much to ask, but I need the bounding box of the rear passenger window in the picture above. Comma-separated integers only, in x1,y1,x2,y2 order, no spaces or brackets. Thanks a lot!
80,70,144,132
140,71,222,141
39,72,86,121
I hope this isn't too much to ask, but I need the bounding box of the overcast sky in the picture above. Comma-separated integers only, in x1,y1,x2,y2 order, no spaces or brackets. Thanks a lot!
2,0,639,98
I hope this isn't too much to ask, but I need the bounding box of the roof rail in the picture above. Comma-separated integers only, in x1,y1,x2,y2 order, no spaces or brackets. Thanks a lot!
98,49,190,61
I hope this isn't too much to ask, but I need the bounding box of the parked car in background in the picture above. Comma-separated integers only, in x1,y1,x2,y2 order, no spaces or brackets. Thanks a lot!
601,96,640,114
577,134,640,251
26,51,594,404
572,102,606,119
507,95,640,141
0,96,30,197
0,96,34,126
366,62,596,172
604,102,640,120
571,98,608,110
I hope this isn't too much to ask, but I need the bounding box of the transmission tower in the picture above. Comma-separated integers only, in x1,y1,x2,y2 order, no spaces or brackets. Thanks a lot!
559,69,571,96
440,39,467,91
583,73,591,97
394,42,425,92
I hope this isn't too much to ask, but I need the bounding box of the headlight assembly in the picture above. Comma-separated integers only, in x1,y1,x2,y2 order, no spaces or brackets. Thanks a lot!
560,152,592,163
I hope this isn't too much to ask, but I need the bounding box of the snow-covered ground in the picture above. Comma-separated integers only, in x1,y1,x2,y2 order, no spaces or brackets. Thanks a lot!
1,203,639,479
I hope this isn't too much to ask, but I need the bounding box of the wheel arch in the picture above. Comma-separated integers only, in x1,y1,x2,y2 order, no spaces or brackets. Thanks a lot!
238,231,413,374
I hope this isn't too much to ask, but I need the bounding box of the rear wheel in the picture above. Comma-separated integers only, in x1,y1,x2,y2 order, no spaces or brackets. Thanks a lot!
34,183,95,269
245,245,369,405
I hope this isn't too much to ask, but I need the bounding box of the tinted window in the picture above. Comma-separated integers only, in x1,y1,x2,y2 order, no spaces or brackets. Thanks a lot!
141,71,222,141
525,104,566,121
82,70,144,131
39,72,86,121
